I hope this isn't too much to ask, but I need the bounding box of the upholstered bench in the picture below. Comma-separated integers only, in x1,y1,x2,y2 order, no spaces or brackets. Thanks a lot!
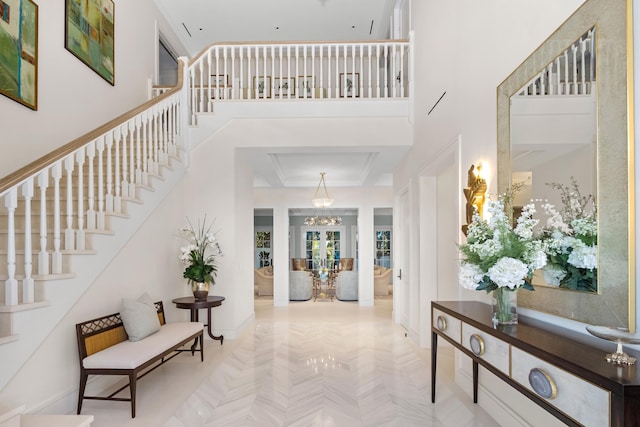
75,296,203,418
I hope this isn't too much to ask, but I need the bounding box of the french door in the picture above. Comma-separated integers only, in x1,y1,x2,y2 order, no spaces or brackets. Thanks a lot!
301,226,344,270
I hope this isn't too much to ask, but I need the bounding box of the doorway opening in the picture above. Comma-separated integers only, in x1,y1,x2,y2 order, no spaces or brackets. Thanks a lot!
254,209,273,300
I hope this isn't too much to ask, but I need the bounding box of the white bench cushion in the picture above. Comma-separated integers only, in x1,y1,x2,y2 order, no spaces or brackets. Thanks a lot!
83,322,203,370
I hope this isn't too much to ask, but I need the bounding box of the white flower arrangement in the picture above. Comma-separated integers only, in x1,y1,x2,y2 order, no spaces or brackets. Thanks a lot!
178,215,223,285
539,178,597,291
459,192,547,293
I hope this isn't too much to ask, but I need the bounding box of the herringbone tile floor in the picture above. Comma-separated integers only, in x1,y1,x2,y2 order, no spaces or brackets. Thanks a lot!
87,299,499,427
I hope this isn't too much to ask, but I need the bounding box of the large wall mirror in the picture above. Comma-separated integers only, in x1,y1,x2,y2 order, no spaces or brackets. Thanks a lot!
497,0,634,328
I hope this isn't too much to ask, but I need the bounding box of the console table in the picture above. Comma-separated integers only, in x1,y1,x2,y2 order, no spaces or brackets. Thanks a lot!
431,301,640,427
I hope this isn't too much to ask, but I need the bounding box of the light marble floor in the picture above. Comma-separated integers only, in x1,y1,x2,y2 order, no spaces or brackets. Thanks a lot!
84,299,499,427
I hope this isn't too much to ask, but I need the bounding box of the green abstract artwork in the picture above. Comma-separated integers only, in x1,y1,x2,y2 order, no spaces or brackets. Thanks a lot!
0,0,38,110
65,0,114,85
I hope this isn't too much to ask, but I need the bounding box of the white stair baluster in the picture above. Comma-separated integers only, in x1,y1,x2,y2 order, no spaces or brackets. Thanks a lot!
113,128,122,213
96,136,106,229
64,155,75,251
75,149,86,251
141,112,149,186
238,45,244,100
134,117,142,186
120,125,129,199
51,163,63,274
367,44,372,98
37,169,49,275
359,44,364,98
384,44,389,98
128,121,137,196
21,178,34,303
161,106,169,165
375,44,381,97
104,133,114,214
85,142,96,230
4,188,18,306
316,44,321,99
351,45,356,98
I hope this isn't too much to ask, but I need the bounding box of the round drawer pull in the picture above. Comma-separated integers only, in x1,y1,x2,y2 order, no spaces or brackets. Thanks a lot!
436,315,447,331
469,334,485,356
528,368,558,400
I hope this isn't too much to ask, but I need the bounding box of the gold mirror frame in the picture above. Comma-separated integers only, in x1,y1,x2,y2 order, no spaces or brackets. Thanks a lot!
497,0,635,328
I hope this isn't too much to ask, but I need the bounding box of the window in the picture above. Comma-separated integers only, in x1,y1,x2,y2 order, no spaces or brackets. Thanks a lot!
375,228,392,268
302,226,344,270
255,228,272,268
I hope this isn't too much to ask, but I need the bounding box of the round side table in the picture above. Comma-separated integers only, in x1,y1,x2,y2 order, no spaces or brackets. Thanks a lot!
172,296,225,345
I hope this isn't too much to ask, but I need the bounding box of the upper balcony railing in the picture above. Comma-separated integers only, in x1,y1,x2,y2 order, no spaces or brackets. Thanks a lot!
517,28,595,97
183,40,411,123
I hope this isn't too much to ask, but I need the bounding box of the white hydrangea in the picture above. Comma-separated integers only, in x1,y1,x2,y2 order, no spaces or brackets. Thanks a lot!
459,263,484,290
488,257,529,289
568,241,597,269
541,263,566,287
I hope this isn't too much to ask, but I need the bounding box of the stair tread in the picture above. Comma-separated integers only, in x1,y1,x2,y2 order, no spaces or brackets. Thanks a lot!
0,273,75,281
0,301,49,313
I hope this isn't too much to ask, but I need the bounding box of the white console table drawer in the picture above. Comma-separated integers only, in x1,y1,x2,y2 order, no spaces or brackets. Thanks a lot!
461,323,510,375
432,308,461,344
511,347,610,427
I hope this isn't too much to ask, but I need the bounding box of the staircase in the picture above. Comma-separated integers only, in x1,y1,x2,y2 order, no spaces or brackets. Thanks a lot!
0,62,189,398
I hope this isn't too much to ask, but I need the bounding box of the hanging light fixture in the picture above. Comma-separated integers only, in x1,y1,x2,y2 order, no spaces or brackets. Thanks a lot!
304,172,342,226
311,172,334,207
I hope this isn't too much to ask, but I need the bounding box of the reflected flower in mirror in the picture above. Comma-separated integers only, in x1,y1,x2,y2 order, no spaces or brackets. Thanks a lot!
539,178,597,292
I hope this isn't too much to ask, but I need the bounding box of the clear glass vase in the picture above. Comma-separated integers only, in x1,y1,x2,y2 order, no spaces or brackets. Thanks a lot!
492,287,518,325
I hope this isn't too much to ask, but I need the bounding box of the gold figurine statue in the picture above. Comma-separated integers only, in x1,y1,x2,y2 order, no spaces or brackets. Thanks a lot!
462,164,487,236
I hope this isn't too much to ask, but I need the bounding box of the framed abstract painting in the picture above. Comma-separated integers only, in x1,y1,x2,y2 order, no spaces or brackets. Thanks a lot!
65,0,114,85
0,0,38,110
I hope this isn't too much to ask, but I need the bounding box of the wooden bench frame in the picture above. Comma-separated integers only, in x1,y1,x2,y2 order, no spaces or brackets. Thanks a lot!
75,301,203,418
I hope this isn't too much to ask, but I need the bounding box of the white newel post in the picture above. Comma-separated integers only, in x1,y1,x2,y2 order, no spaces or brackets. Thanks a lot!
4,188,18,306
21,178,35,303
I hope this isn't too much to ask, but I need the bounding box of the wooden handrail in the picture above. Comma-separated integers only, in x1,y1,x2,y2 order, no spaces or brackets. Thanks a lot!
188,39,410,67
0,60,186,196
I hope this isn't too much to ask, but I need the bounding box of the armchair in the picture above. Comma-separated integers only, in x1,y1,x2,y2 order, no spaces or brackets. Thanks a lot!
373,266,392,296
289,270,313,301
254,266,274,296
335,270,358,301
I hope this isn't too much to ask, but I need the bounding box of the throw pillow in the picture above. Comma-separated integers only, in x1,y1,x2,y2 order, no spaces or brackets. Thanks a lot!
120,292,161,342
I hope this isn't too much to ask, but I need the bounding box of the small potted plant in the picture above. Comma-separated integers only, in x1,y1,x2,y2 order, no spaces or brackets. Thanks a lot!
178,215,223,299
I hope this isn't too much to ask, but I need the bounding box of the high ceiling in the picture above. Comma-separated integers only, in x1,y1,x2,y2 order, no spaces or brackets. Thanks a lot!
155,0,398,56
155,0,405,189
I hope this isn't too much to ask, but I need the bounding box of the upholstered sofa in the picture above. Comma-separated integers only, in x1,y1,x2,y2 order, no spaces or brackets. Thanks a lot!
335,270,358,301
374,266,392,296
254,266,274,296
289,270,313,301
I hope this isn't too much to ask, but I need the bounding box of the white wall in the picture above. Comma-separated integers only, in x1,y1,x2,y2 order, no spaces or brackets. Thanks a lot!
0,0,187,177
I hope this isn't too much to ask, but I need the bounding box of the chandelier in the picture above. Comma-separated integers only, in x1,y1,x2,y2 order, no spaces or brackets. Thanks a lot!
312,172,334,207
304,172,342,226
